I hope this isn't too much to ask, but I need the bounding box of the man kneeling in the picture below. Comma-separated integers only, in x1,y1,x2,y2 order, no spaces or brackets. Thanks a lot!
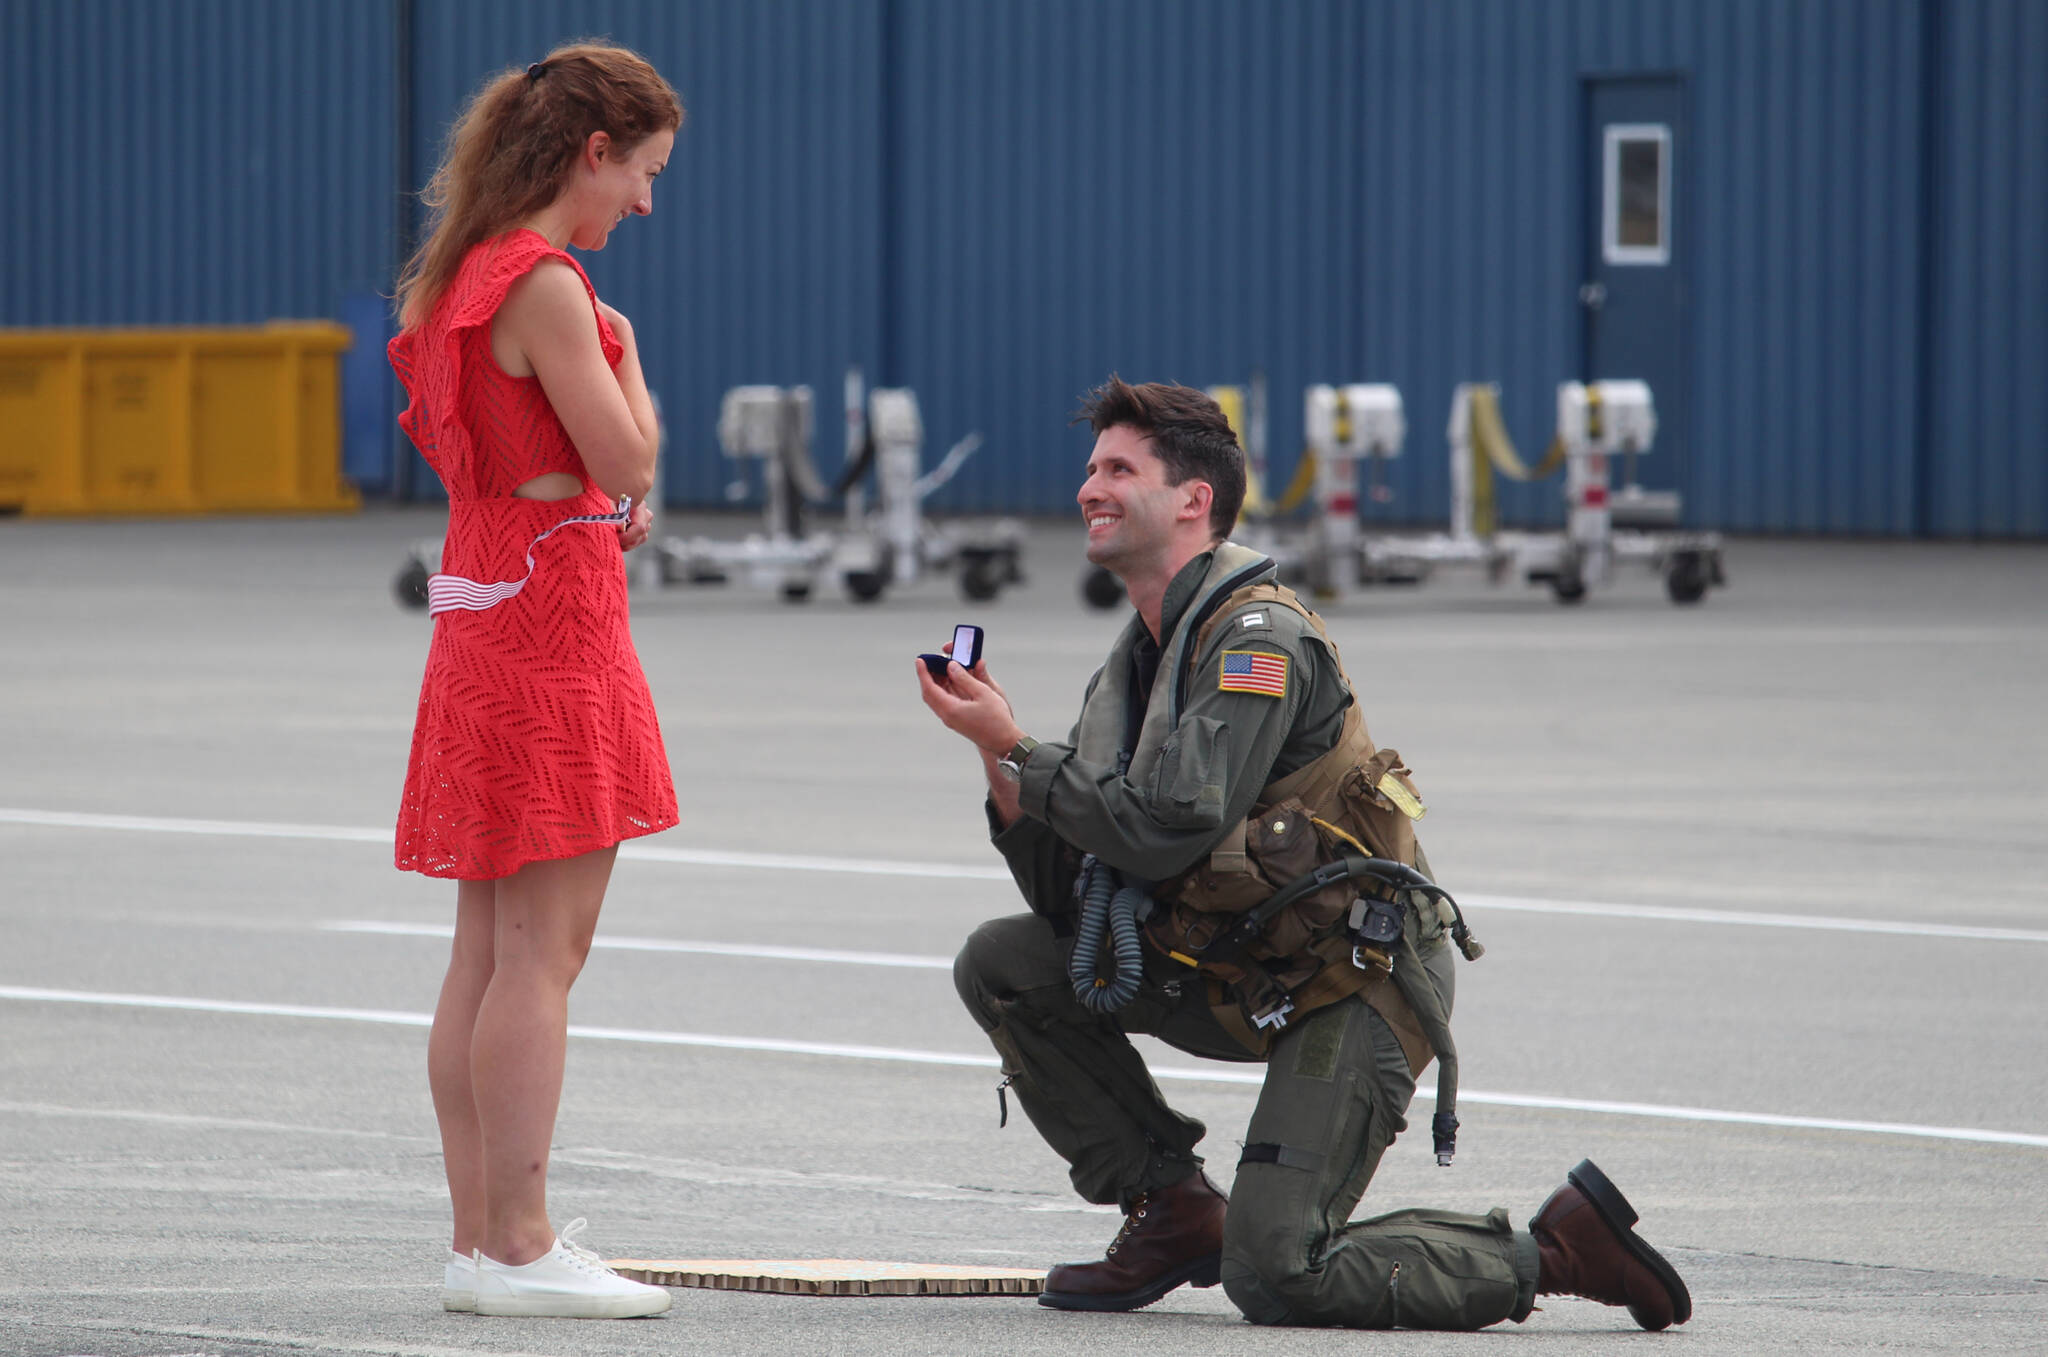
915,377,1690,1332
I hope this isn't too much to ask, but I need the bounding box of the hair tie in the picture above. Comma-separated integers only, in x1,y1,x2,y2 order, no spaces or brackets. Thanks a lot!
526,62,547,82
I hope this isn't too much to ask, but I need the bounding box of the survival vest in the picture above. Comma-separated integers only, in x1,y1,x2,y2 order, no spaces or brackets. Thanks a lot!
1070,543,1446,1072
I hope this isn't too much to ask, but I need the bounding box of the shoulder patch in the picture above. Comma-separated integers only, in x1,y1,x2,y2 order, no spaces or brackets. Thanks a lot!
1219,650,1288,698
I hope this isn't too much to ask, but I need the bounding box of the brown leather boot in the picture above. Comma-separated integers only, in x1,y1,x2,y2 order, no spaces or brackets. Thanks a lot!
1037,1171,1227,1312
1531,1159,1692,1330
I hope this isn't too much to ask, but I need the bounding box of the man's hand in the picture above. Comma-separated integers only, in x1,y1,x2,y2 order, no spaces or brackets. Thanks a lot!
915,652,1023,758
617,499,654,551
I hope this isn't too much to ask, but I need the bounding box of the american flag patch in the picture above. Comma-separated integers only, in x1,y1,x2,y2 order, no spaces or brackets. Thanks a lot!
1219,650,1288,697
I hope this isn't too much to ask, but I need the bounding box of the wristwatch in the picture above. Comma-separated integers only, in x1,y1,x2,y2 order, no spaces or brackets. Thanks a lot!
995,735,1039,782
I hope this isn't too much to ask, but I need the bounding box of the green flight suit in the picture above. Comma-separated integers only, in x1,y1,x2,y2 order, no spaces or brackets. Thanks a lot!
953,546,1540,1330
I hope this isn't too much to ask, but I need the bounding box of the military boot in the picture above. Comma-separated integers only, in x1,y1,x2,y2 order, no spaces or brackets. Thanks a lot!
1037,1172,1227,1312
1531,1159,1692,1331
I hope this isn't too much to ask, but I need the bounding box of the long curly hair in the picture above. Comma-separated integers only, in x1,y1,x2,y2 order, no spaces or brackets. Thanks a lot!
395,40,682,330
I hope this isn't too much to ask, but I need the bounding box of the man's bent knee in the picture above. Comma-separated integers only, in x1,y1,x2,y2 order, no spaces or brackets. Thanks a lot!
1221,1243,1397,1330
1221,1257,1301,1326
953,913,1065,1029
1218,1165,1352,1327
951,916,1024,1029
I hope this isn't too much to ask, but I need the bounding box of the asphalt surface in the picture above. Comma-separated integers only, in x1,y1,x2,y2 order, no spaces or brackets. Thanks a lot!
2,507,2044,1356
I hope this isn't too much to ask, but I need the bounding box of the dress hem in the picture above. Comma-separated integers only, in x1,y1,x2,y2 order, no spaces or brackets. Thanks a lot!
394,811,679,883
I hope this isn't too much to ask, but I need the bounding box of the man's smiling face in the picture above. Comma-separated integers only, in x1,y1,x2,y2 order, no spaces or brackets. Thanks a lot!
1077,424,1194,571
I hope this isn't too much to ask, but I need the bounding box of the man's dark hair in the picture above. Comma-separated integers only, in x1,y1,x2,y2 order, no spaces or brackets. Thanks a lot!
1075,375,1246,539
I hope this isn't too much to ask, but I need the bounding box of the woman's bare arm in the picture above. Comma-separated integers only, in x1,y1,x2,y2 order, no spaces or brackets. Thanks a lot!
493,260,657,503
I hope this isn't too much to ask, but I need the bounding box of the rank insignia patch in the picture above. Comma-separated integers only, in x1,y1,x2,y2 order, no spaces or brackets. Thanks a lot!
1219,650,1288,697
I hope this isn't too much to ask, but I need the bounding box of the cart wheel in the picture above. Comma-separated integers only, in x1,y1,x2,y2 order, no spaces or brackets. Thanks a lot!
1081,565,1124,610
844,570,888,603
780,581,813,603
1550,569,1588,605
663,553,718,586
961,557,1003,602
1665,551,1711,605
394,561,430,610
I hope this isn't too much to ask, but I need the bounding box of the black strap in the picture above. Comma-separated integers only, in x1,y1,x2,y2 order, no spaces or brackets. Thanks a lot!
1195,853,1379,976
1239,1142,1325,1172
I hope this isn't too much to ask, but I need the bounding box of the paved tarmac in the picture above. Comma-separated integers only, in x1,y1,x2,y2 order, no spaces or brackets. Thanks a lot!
1,507,2044,1356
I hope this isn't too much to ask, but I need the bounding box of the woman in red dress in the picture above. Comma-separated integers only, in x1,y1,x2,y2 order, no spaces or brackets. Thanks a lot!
388,42,681,1320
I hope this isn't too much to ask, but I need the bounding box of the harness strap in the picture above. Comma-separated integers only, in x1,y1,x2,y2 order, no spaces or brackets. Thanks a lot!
427,497,632,616
1239,1142,1326,1173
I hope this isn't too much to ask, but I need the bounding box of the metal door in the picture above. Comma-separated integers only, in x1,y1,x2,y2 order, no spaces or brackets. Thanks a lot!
1580,75,1688,499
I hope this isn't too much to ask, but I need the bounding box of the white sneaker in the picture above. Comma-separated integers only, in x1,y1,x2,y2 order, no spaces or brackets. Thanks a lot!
473,1219,672,1319
443,1249,476,1312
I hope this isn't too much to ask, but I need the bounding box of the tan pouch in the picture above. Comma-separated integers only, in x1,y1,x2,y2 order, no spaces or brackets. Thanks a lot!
1340,750,1424,866
1152,796,1318,962
1245,797,1321,883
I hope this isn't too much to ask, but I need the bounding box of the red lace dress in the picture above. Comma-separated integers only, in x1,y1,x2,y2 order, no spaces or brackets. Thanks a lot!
388,229,678,879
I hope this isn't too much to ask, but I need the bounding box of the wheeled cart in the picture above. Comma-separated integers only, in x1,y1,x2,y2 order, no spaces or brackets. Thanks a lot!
393,375,1024,610
1363,381,1725,606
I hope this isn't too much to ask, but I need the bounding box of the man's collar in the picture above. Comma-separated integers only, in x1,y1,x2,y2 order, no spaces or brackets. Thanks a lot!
1154,550,1216,643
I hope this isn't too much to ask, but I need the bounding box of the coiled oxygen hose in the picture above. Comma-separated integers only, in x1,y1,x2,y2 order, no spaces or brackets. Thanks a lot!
1068,856,1148,1013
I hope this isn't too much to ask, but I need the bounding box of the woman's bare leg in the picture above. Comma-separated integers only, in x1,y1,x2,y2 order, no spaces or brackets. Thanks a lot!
429,879,498,1256
472,846,616,1265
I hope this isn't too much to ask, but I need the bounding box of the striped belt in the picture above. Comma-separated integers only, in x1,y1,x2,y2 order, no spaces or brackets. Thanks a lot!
427,497,633,616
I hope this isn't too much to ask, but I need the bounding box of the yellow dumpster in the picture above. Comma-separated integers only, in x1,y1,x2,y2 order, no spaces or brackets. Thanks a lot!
0,322,359,515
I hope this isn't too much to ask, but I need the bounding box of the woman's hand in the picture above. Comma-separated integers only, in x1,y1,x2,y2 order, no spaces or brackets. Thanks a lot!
618,499,654,551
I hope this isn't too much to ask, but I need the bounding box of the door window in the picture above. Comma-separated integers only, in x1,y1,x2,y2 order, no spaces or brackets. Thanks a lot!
1602,123,1671,265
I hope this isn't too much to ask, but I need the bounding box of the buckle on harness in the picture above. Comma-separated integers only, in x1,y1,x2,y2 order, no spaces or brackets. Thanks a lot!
1252,997,1296,1031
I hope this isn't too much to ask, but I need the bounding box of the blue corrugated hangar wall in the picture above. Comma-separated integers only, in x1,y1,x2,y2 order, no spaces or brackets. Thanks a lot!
5,0,2042,536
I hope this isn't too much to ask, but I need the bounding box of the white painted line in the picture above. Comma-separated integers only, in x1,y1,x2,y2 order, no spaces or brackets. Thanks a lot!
0,1099,431,1143
624,840,1009,881
571,1021,1000,1068
1462,892,2048,944
0,986,431,1027
0,806,391,844
6,984,2044,1150
0,807,1008,881
324,920,953,970
1456,1091,2048,1148
7,805,2044,943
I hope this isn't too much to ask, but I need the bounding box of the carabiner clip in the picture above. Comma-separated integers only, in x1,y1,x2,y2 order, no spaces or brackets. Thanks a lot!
1351,944,1392,972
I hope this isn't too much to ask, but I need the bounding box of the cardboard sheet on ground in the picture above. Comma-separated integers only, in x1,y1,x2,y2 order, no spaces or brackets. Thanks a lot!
610,1259,1046,1296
